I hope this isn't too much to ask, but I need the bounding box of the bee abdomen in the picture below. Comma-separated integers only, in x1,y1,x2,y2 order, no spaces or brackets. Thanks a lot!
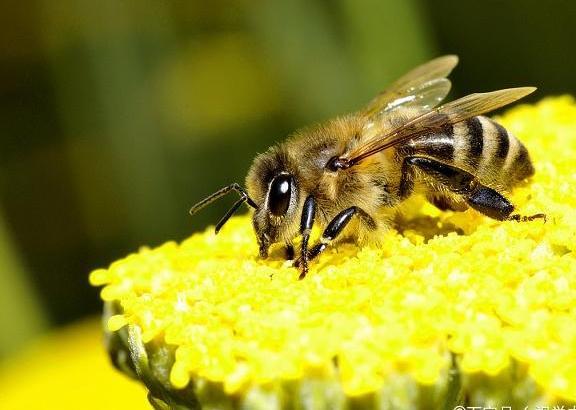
400,115,534,191
404,115,534,189
458,116,534,187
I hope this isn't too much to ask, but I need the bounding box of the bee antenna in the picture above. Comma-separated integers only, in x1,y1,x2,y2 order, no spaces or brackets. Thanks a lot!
215,198,245,234
189,183,257,234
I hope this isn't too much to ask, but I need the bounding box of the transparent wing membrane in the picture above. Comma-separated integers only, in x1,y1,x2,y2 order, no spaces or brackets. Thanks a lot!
347,87,536,166
363,55,459,118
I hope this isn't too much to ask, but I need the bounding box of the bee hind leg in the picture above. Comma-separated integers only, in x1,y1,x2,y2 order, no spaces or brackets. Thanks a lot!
507,213,546,223
466,186,546,222
407,156,545,222
427,194,468,212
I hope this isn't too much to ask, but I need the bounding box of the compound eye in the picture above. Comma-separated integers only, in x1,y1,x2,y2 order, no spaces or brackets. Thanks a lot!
268,174,293,216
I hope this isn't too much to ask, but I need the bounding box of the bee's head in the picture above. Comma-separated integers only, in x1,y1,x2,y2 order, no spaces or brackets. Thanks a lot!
246,147,300,257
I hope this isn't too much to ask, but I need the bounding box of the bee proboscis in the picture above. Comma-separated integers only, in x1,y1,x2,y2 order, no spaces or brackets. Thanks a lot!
190,55,545,279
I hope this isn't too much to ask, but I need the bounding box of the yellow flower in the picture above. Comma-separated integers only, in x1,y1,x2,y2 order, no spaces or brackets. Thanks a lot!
91,97,576,409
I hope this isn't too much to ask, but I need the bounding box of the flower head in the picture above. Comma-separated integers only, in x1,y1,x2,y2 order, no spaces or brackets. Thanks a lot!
91,97,576,408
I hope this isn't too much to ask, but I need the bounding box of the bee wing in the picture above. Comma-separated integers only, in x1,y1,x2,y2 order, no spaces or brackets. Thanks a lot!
346,87,536,166
362,55,459,118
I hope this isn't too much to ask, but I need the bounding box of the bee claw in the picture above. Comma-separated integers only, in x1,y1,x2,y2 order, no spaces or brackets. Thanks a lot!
509,213,547,223
293,256,309,279
293,253,309,268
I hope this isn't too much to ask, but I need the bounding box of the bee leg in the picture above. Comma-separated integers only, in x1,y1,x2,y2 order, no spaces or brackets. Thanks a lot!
467,188,546,222
507,213,547,223
407,156,511,219
285,244,295,260
406,157,475,194
407,157,545,221
426,194,468,212
296,195,317,279
305,206,376,267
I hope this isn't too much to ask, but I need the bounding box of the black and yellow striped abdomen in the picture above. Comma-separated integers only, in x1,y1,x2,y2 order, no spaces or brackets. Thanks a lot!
403,115,534,190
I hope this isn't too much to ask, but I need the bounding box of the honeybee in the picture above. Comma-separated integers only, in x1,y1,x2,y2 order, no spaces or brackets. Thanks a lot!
190,55,544,279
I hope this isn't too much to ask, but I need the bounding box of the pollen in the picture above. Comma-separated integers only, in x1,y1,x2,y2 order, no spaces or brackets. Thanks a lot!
90,96,576,407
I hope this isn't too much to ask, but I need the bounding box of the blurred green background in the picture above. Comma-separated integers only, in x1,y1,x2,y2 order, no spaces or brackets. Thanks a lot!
1,0,575,359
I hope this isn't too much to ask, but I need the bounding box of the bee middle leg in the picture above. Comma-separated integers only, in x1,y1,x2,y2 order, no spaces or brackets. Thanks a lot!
295,206,376,279
406,156,545,222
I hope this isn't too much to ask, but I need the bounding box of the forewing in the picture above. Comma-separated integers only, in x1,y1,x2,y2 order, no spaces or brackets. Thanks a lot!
363,55,459,118
347,87,536,165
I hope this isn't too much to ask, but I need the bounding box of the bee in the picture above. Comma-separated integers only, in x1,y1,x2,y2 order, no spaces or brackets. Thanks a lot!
190,55,545,279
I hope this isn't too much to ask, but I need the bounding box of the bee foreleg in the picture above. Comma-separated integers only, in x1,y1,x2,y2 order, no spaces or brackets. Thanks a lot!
406,156,545,222
297,195,317,279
